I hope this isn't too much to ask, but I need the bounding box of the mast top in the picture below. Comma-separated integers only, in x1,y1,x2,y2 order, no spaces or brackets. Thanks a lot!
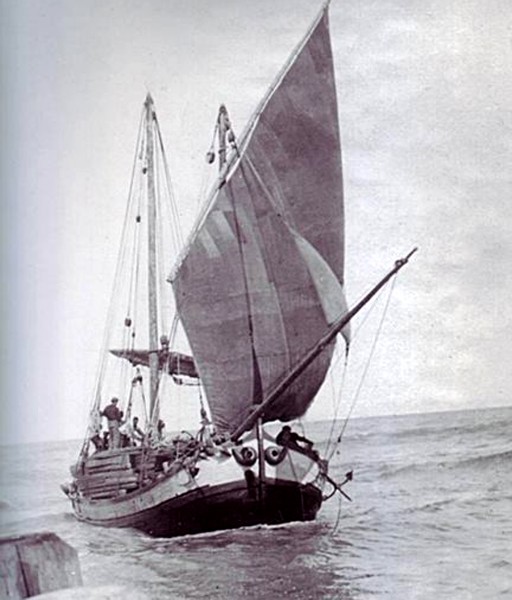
145,93,154,108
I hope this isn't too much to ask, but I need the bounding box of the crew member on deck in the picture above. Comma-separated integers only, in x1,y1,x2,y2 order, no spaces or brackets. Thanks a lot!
276,425,319,461
131,416,145,444
157,419,166,441
101,397,123,449
90,431,105,452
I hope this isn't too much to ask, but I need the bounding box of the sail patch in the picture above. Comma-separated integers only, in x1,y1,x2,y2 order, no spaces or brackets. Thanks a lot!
209,210,237,245
198,228,221,258
294,233,350,343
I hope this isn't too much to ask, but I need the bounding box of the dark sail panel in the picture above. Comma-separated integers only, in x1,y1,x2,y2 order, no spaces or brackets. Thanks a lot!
240,10,345,282
173,163,347,434
171,8,348,434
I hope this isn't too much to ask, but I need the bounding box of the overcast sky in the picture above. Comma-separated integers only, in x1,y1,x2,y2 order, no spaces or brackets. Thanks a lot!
1,0,511,444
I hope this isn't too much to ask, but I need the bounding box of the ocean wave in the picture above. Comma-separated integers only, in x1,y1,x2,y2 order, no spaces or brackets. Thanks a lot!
491,559,512,569
455,449,512,469
369,448,512,481
403,497,457,514
372,461,434,480
385,419,504,442
142,519,326,552
341,412,510,446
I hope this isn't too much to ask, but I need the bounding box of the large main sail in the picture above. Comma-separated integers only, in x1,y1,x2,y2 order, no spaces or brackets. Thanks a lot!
171,6,349,435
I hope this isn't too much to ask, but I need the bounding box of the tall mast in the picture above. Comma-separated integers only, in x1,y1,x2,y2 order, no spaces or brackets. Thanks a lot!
145,93,159,418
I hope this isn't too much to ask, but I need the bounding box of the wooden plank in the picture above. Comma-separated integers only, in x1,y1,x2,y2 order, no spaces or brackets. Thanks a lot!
86,456,130,469
86,463,133,471
82,465,134,476
81,485,139,497
88,487,137,500
78,478,139,493
88,447,142,458
0,542,26,598
0,532,82,598
20,584,150,598
77,474,138,486
85,481,139,490
89,493,117,500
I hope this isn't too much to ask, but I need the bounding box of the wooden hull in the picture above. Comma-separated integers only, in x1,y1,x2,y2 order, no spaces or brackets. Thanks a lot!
68,444,325,538
74,478,322,538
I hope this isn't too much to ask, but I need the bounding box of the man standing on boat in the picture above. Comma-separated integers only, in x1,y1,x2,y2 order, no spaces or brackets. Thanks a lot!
127,416,145,445
101,397,123,449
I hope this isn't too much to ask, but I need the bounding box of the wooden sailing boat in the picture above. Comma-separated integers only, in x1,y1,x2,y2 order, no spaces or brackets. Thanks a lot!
63,2,415,538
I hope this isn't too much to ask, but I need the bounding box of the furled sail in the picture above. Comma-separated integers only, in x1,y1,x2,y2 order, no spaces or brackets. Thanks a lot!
171,7,349,434
109,349,198,379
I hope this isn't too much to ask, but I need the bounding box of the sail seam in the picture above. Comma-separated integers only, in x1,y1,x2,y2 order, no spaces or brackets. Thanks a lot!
225,177,264,407
244,153,294,228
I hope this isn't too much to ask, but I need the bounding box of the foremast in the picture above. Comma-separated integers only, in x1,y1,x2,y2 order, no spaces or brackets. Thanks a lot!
144,94,159,419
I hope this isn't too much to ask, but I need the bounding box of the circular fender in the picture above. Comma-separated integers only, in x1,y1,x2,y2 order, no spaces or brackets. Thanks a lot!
264,446,288,466
63,481,78,500
232,446,257,467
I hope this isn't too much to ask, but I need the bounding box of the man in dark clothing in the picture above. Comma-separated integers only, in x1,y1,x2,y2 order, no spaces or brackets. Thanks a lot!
276,425,319,461
131,416,145,444
90,432,105,452
101,397,123,449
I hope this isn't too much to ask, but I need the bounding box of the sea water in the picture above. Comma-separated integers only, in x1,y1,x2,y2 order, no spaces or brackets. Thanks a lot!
1,407,510,599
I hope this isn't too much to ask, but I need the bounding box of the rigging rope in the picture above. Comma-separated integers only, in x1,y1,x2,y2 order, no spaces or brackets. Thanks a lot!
329,494,343,537
155,137,166,337
168,312,180,348
324,346,349,457
79,106,146,459
327,276,397,461
154,113,184,254
153,106,192,430
80,100,203,462
153,113,188,363
128,369,148,427
127,141,145,352
244,154,299,231
324,283,389,455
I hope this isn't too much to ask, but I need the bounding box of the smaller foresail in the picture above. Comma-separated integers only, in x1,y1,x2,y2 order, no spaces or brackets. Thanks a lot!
109,349,198,379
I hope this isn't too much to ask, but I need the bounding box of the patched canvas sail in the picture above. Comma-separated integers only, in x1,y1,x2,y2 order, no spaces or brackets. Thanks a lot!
171,7,348,434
